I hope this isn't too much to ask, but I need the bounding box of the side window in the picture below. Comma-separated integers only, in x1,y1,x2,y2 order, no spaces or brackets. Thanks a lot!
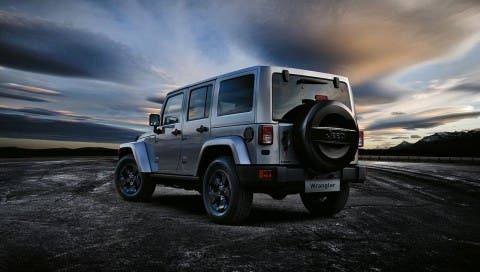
188,85,212,121
217,74,254,116
162,93,184,125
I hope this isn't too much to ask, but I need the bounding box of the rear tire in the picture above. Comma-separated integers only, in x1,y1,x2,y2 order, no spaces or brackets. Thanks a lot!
202,156,253,225
300,181,349,216
114,154,156,201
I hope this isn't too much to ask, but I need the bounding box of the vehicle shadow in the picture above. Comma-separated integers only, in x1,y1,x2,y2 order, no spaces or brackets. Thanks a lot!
149,194,205,215
245,207,315,226
147,193,317,225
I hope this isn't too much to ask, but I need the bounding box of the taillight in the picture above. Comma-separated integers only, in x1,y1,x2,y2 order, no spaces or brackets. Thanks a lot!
358,130,364,147
258,125,273,145
315,95,328,101
258,169,273,180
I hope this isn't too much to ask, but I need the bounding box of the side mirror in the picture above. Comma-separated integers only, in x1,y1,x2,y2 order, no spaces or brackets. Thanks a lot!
149,114,160,127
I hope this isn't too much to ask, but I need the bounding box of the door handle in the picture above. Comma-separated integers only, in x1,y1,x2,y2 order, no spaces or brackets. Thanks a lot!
196,125,209,133
172,129,182,136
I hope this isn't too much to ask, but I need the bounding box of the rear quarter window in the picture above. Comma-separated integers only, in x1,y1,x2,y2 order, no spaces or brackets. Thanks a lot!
217,74,254,116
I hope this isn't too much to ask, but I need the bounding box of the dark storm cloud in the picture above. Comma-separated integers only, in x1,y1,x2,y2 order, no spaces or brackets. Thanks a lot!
0,0,479,149
0,113,140,143
392,112,405,116
450,82,480,93
0,105,90,120
0,91,49,102
367,111,480,130
221,1,480,84
107,103,145,114
353,82,405,105
0,82,60,103
0,11,151,83
0,83,61,95
146,95,165,104
0,107,56,116
391,136,408,139
411,135,421,139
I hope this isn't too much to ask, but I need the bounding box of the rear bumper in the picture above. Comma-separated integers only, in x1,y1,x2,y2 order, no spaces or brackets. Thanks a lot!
236,164,366,194
341,165,367,183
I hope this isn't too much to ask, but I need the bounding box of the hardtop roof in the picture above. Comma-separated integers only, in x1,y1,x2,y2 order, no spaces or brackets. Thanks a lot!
165,65,346,96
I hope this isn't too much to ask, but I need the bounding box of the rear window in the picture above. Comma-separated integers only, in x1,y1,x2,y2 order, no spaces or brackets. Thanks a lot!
272,73,351,121
217,74,254,116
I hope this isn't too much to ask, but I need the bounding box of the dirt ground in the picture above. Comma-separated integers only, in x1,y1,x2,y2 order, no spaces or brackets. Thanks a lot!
0,157,478,271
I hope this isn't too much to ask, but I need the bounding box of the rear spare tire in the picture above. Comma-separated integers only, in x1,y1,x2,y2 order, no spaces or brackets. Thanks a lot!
293,100,358,172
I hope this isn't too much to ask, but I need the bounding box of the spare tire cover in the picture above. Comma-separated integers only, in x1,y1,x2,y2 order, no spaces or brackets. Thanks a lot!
292,100,359,172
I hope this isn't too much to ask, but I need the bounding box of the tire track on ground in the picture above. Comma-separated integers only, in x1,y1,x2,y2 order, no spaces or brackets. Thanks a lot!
366,168,479,208
366,165,479,188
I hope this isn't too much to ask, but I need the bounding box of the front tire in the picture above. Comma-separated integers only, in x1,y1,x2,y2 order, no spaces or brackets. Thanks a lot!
202,156,253,225
300,181,349,216
114,154,156,201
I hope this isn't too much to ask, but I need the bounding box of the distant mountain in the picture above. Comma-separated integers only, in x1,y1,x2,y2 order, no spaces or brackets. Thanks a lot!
390,140,413,150
0,147,117,158
360,129,480,157
2,130,479,158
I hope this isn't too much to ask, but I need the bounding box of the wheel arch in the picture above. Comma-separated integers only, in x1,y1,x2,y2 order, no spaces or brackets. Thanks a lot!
119,142,156,173
118,147,133,159
196,136,251,177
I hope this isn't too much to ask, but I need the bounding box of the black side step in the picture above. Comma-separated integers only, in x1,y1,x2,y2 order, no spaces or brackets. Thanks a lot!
148,173,200,191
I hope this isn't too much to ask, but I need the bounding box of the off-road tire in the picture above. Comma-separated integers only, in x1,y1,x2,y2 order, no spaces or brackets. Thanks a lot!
300,181,349,216
202,156,253,225
114,154,156,201
292,100,358,172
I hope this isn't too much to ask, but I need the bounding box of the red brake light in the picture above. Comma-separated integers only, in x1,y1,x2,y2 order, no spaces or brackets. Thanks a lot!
358,130,364,147
315,95,328,101
258,125,273,145
258,169,273,180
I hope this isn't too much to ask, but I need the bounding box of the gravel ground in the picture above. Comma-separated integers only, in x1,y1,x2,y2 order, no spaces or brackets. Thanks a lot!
0,157,478,271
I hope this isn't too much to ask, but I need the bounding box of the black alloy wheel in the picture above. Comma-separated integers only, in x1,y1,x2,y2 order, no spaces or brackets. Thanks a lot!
202,156,252,225
118,163,141,196
207,169,231,215
114,154,156,201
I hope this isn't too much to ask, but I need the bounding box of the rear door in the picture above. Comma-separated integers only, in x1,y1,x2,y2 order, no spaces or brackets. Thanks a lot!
154,91,185,174
181,82,213,175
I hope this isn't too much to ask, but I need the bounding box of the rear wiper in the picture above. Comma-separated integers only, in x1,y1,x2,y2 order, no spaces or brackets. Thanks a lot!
296,78,328,85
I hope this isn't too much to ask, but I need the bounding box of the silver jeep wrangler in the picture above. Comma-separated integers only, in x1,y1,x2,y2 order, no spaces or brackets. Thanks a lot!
115,66,366,224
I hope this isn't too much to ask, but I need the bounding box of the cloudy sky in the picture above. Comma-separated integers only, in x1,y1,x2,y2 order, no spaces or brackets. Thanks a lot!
0,0,479,149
